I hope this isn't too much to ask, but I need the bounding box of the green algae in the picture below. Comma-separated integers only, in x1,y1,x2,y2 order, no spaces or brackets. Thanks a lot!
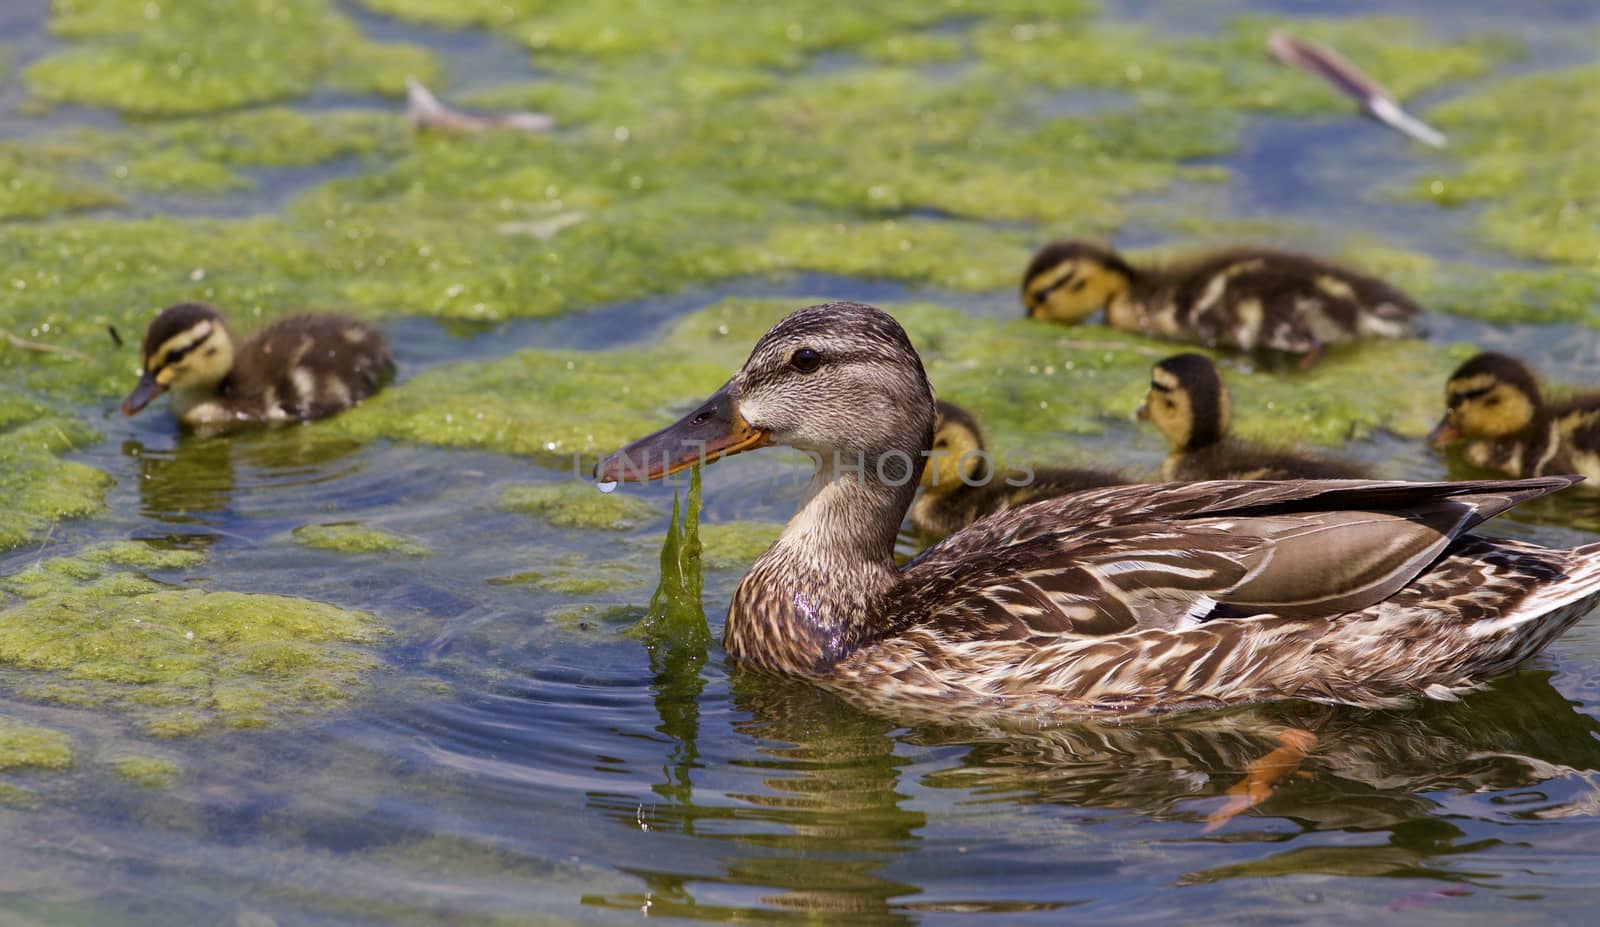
699,521,784,571
0,718,74,771
0,564,388,735
490,562,644,597
27,0,441,116
0,417,113,552
0,108,403,223
324,343,732,464
0,147,121,220
107,752,182,787
82,541,209,572
862,32,965,65
328,296,1454,467
498,482,656,531
635,467,709,650
292,523,431,557
974,16,1516,115
120,150,250,194
1410,65,1600,265
764,219,1030,291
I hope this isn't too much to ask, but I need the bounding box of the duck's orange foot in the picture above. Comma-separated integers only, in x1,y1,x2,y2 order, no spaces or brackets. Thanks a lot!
1203,727,1318,833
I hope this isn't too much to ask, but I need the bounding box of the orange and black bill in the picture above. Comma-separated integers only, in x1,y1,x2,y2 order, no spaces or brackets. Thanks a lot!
1427,414,1460,448
121,371,165,416
595,383,769,483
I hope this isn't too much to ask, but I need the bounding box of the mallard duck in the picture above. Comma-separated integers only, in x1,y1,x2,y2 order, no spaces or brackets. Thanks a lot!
1139,353,1372,482
1430,351,1600,483
597,301,1600,718
910,400,1125,538
1021,240,1422,366
121,303,394,427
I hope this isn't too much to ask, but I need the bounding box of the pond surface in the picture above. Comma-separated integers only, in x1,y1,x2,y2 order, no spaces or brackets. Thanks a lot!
3,1,1600,924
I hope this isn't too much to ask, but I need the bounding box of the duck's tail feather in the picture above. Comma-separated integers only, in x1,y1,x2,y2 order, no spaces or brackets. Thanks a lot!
1476,540,1600,677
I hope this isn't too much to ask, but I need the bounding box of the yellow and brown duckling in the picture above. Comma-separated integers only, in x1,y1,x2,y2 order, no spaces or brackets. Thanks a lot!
597,300,1600,718
1430,352,1600,483
1021,240,1422,366
1139,353,1371,482
910,400,1125,538
122,303,394,428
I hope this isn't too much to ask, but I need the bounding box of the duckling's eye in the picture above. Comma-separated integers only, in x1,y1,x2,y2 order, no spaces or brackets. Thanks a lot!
790,348,822,373
1484,396,1502,407
1068,278,1088,292
934,438,948,448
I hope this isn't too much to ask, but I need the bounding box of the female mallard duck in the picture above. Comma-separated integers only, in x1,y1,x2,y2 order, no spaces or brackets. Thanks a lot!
910,400,1125,538
1430,351,1600,483
121,303,394,427
1021,240,1421,366
1139,353,1372,482
597,301,1600,719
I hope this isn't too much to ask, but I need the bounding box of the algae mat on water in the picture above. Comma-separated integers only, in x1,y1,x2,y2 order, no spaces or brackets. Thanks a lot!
0,3,1588,546
0,546,388,738
325,296,1461,469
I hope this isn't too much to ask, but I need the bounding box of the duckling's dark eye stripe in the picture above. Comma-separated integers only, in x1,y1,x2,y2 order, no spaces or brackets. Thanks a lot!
1451,385,1494,404
1033,271,1078,301
163,344,197,366
1150,381,1173,392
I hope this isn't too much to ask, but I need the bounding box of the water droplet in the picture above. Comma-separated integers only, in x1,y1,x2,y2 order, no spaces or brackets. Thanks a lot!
597,481,618,494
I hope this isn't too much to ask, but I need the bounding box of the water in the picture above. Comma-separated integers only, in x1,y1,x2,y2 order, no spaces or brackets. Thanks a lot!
4,2,1600,925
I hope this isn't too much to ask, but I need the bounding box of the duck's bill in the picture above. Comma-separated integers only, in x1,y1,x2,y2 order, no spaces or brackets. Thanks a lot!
595,384,770,483
1427,415,1460,448
1135,401,1150,421
121,372,165,416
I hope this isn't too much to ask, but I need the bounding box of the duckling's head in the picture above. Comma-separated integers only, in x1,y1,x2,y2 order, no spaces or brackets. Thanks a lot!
1429,352,1542,447
1138,353,1230,453
1021,240,1136,323
122,303,237,416
922,400,991,492
597,301,936,486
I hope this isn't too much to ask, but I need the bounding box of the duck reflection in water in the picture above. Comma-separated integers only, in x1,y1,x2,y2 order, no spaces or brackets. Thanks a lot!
123,427,365,532
588,653,1600,918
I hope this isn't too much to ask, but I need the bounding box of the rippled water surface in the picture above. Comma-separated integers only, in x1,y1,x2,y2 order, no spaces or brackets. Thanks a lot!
4,1,1600,924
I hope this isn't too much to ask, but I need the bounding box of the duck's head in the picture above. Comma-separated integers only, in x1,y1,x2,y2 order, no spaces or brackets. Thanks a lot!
922,400,991,492
1138,353,1230,453
1021,240,1135,323
1429,352,1541,447
597,301,936,486
122,303,237,416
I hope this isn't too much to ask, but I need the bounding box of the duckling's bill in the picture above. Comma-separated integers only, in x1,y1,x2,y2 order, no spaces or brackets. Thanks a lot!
121,370,166,415
597,383,770,483
1428,415,1461,447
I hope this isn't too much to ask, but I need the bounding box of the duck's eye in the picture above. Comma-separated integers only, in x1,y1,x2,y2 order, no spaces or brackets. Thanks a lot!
934,438,948,448
790,348,822,373
1069,278,1088,292
1484,396,1502,407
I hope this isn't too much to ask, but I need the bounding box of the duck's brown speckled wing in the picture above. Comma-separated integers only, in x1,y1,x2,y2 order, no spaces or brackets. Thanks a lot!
892,478,1576,642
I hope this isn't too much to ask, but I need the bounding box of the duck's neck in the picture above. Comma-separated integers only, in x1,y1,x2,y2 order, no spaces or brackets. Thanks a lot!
725,461,915,674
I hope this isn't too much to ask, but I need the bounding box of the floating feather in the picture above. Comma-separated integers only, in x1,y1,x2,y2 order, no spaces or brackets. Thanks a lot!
1267,30,1447,148
405,77,554,135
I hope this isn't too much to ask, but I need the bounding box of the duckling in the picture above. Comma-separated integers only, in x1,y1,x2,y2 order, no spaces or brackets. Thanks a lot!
910,400,1125,538
1021,240,1421,366
1429,352,1600,483
121,303,394,428
1139,353,1371,482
